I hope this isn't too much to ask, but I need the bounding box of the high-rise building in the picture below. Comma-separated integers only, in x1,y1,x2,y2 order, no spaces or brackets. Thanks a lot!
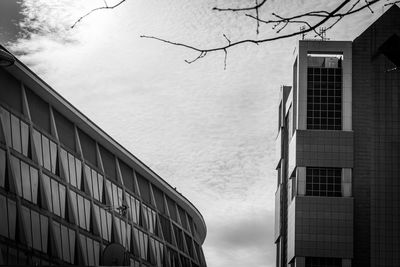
275,5,400,267
0,45,207,266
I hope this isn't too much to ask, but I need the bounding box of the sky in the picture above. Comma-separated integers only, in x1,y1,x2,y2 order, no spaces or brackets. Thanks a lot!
0,1,392,266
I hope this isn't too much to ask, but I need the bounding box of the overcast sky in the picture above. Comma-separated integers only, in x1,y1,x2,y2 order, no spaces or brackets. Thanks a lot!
0,1,391,266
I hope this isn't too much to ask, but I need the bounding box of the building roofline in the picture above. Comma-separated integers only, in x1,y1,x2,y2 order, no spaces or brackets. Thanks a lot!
0,44,207,243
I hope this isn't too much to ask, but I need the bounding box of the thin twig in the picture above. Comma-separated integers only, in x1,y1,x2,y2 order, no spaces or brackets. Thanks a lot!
213,0,268,12
71,0,126,28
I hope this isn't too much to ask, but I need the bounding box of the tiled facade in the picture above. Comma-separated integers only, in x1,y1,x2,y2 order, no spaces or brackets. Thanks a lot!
0,45,207,266
275,6,400,267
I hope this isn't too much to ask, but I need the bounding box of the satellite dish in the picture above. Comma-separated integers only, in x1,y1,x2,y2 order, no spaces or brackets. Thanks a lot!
103,243,126,266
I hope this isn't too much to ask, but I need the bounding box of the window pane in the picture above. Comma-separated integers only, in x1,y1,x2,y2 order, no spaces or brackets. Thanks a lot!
115,217,121,243
60,148,69,182
106,180,112,206
84,198,91,231
40,215,48,253
117,187,123,207
75,158,82,189
7,199,16,240
69,229,76,264
113,184,119,210
51,178,60,217
69,191,78,223
106,211,112,241
50,140,57,174
87,238,94,266
11,115,21,153
61,225,70,262
30,167,38,204
98,174,104,202
42,135,51,171
0,195,8,238
31,211,41,251
10,156,21,196
84,166,93,196
59,184,66,218
53,222,62,258
20,121,29,157
79,234,88,265
32,129,42,165
42,174,52,212
21,206,32,247
93,240,100,266
93,204,101,234
92,169,98,200
68,153,76,187
0,149,5,188
1,109,12,146
126,223,131,252
100,208,107,240
78,195,85,229
21,161,32,202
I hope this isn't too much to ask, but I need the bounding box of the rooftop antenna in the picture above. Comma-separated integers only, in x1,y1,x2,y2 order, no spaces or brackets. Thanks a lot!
319,27,328,41
300,26,306,40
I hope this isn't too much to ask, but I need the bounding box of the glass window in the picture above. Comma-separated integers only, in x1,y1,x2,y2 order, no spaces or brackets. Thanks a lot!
30,167,38,204
84,166,93,196
32,130,42,165
79,234,88,265
51,178,60,216
40,215,48,253
11,114,21,153
87,236,95,266
93,240,100,266
98,174,104,202
69,229,76,264
21,206,32,247
1,109,12,146
7,199,16,240
21,161,32,201
60,148,68,181
75,158,82,189
59,183,66,218
84,198,91,230
69,191,78,223
42,174,52,211
306,167,342,197
70,191,91,231
31,211,41,251
92,169,98,200
20,121,29,157
68,153,76,187
10,156,21,196
42,135,51,171
50,141,57,174
78,195,85,228
0,195,8,238
0,148,6,188
61,225,70,263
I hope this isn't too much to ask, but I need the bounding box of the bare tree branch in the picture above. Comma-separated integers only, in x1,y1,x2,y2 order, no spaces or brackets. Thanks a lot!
141,0,383,65
71,0,126,28
213,0,268,12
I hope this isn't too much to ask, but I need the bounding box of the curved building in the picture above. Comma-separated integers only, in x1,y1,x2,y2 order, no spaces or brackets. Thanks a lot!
0,45,207,267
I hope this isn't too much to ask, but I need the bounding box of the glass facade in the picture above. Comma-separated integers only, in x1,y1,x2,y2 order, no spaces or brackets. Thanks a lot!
307,56,342,130
0,96,205,266
305,257,342,267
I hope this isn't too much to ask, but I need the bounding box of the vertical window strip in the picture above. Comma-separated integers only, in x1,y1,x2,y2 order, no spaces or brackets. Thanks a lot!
127,193,140,225
21,206,48,253
0,195,17,240
32,129,57,174
0,148,6,188
60,148,82,189
52,221,76,264
10,155,39,204
79,234,100,266
42,174,66,218
70,190,91,231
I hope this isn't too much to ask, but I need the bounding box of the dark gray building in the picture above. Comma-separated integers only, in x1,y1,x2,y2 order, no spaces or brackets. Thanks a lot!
275,5,400,267
0,44,207,266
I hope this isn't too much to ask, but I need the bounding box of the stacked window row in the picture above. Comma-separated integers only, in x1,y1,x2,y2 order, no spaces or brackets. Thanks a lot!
0,106,205,266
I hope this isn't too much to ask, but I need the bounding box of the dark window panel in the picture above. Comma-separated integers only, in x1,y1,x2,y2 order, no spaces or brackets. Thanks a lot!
178,206,188,230
119,159,134,193
166,196,177,222
153,186,165,214
99,145,116,180
78,128,97,167
0,68,22,113
136,173,151,204
25,87,50,133
53,109,75,151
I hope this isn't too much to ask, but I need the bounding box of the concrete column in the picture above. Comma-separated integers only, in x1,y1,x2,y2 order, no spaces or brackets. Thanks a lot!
297,167,306,196
342,168,352,197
